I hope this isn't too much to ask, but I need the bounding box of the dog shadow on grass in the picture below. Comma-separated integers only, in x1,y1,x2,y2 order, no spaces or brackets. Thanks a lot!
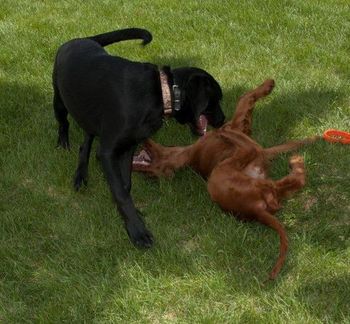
0,81,48,130
46,78,349,319
1,78,348,319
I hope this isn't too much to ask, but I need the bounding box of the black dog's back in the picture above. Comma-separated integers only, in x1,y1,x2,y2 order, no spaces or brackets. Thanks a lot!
53,28,160,141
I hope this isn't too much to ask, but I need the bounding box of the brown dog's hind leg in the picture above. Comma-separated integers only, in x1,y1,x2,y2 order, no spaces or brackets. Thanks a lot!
230,79,275,135
264,136,321,160
275,155,306,200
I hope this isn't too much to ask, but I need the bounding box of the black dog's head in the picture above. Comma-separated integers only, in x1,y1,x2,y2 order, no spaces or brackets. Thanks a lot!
171,67,225,135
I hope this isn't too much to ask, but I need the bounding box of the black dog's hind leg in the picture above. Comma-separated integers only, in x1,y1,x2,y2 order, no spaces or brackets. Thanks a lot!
99,147,154,248
74,133,95,191
53,88,70,149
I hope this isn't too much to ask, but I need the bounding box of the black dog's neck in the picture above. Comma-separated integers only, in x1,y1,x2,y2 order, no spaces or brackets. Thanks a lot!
160,66,181,116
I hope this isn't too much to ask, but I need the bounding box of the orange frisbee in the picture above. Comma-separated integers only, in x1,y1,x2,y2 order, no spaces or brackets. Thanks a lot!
323,129,350,144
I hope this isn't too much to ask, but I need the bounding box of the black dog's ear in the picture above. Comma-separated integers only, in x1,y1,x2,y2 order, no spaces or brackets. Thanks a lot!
186,74,211,118
186,73,223,116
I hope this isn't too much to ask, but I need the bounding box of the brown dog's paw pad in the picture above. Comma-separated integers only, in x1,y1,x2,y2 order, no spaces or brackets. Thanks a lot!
289,155,305,172
290,155,304,165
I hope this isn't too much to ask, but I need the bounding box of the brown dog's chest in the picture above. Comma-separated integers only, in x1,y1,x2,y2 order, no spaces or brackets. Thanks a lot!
244,163,267,179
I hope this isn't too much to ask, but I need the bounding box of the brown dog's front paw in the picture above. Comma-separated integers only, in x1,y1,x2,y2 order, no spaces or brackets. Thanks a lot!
262,79,275,95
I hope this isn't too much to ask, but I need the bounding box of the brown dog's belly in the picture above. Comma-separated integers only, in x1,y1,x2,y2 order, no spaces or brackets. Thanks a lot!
208,160,279,216
208,165,259,213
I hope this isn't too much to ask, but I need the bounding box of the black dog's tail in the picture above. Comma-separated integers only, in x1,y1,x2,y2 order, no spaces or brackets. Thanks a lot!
87,28,152,47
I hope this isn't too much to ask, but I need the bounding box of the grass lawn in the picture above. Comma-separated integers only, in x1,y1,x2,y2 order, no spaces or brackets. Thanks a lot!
1,0,349,322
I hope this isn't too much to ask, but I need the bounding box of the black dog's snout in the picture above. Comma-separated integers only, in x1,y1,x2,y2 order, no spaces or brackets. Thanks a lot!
210,114,225,128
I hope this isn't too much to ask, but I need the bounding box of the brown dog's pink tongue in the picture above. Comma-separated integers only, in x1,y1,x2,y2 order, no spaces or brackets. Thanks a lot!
197,115,208,135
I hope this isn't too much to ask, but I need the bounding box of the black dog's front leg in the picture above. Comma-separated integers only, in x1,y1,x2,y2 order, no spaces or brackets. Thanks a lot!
117,147,136,193
100,150,154,248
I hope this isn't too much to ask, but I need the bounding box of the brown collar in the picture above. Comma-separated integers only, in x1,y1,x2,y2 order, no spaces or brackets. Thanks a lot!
159,70,173,116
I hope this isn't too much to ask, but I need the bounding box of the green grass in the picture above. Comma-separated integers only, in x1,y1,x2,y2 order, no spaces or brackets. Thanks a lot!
1,0,350,322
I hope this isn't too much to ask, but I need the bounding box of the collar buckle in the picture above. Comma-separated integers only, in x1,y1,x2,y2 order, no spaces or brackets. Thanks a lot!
172,84,181,111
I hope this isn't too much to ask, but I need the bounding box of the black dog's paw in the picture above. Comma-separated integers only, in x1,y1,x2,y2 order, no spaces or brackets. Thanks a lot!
126,215,154,248
73,169,88,191
95,146,101,161
56,134,70,150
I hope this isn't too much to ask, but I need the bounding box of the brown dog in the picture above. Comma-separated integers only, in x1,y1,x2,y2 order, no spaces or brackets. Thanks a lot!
133,80,320,280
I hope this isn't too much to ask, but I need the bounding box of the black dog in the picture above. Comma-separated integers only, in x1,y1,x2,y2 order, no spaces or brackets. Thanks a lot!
52,28,225,248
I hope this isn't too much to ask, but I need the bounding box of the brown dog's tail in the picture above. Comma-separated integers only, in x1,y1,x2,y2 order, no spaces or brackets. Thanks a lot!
88,28,152,47
264,136,321,160
255,210,288,280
